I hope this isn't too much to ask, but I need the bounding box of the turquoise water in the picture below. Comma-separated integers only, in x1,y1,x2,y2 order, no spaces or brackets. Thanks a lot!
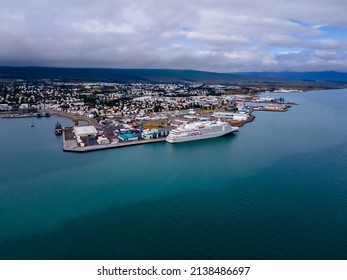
0,89,347,259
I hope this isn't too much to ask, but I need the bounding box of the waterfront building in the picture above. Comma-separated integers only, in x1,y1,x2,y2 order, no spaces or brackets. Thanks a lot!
142,129,159,140
118,133,139,142
212,111,248,121
74,126,98,137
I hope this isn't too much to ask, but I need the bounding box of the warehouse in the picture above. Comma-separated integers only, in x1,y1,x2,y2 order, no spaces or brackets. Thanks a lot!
74,126,98,137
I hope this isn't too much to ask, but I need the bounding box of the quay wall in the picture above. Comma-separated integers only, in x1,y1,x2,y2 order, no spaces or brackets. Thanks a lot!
63,128,166,153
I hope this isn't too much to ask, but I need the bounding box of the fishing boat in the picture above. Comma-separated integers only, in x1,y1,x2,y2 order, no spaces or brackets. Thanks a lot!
54,121,63,135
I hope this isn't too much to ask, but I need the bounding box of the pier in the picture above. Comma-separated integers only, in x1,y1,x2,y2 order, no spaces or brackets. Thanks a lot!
253,105,291,112
226,114,256,127
253,107,289,112
62,127,166,153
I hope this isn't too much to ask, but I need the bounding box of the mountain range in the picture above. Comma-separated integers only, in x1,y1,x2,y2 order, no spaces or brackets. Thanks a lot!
1,66,347,85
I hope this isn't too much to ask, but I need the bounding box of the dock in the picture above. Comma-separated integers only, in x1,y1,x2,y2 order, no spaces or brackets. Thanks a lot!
253,107,289,112
253,105,291,112
62,127,166,153
226,114,256,127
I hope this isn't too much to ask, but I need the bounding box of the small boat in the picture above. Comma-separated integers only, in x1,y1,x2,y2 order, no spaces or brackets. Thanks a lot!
54,121,63,135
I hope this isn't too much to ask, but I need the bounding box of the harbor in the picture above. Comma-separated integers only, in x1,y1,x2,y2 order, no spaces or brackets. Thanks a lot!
1,89,347,260
1,87,295,152
1,99,279,153
59,111,256,152
0,106,281,153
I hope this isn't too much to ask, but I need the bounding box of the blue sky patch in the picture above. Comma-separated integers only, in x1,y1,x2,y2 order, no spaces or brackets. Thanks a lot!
318,25,347,40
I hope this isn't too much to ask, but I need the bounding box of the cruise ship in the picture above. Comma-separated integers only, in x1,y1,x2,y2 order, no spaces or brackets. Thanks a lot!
166,120,238,143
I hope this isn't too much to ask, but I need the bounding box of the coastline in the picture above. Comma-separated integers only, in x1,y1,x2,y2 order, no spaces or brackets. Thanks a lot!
1,109,102,128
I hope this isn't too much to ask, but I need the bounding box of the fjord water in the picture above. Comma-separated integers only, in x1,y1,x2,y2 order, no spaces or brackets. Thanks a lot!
0,89,347,259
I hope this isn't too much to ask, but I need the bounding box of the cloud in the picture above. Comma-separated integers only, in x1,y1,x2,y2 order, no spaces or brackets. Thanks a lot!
1,0,347,71
71,20,135,35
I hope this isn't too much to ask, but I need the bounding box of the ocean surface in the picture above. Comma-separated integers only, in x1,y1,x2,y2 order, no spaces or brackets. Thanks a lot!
0,89,347,260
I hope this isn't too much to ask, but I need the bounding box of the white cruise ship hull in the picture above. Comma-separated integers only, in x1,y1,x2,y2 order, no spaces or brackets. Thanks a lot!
166,123,238,144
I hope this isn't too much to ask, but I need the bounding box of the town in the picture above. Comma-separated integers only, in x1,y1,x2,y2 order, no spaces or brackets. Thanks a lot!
0,80,299,151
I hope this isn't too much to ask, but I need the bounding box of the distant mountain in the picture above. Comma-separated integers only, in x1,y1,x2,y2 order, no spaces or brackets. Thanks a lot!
236,71,347,84
1,67,347,85
0,67,251,84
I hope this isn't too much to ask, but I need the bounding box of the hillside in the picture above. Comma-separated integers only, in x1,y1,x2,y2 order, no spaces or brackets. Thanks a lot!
236,71,347,84
0,67,250,84
1,67,347,86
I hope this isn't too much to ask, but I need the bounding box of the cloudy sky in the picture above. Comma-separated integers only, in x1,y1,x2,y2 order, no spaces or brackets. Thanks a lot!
1,0,347,72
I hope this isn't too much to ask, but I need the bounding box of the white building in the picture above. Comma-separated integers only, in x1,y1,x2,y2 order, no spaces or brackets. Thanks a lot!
74,126,98,137
212,112,248,121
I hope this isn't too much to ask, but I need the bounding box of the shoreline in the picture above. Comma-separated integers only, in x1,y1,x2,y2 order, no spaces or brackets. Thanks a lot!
1,109,102,128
